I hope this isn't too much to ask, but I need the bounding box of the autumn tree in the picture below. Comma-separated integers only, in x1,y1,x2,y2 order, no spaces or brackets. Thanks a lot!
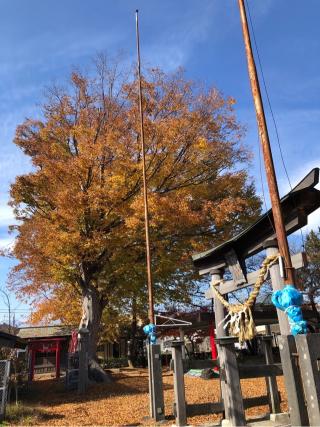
8,58,261,361
298,228,320,326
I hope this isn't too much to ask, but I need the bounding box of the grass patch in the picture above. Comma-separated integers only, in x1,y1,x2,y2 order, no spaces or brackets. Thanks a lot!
2,403,60,425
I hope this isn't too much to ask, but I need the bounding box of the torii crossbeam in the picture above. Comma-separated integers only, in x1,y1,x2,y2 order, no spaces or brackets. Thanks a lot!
193,168,320,280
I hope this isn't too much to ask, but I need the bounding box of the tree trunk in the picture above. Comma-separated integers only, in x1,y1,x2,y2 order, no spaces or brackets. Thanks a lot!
79,286,112,383
127,299,137,368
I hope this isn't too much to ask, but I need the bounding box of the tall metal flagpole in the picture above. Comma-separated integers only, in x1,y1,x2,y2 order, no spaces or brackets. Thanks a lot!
135,10,155,323
135,15,165,422
237,0,295,285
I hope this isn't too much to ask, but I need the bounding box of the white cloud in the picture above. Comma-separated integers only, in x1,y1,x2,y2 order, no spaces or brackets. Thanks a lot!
0,26,126,79
0,108,34,195
142,1,217,72
301,210,320,234
238,106,320,233
278,159,320,196
280,159,320,233
0,206,15,227
0,237,15,250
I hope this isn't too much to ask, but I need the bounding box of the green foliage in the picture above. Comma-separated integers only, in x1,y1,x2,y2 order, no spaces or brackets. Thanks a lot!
3,403,47,426
103,358,128,369
299,228,320,300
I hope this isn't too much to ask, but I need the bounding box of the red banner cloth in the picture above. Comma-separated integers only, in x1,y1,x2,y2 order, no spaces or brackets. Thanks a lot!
209,322,217,360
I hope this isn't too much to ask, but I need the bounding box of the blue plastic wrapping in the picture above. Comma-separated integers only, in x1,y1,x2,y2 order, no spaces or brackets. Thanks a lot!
271,285,307,335
143,323,157,344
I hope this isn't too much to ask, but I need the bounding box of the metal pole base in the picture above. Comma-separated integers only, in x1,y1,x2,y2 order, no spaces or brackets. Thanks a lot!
171,341,187,426
147,343,165,421
278,335,309,426
295,333,320,426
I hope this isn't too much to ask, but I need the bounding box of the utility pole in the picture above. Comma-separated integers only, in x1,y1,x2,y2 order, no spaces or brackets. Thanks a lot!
238,0,295,285
238,6,310,422
0,289,11,334
135,9,155,323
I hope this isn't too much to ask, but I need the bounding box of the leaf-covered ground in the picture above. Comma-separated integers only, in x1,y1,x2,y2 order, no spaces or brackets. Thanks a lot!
7,369,288,425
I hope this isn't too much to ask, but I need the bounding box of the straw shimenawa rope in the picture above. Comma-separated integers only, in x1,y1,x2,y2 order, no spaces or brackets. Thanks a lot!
210,254,279,343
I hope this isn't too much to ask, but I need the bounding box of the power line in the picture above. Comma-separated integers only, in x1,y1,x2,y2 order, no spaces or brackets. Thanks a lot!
245,0,292,188
258,136,277,237
0,310,32,312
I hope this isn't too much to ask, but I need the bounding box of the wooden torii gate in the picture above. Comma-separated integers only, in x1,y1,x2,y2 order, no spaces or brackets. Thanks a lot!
193,168,320,427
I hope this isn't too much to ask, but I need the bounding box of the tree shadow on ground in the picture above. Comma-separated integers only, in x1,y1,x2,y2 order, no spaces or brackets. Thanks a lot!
23,373,173,407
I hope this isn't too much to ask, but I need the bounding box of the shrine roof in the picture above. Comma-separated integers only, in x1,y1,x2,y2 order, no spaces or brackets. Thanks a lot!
17,324,75,339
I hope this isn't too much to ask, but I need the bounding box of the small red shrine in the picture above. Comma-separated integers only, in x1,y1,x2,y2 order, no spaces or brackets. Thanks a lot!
17,325,75,380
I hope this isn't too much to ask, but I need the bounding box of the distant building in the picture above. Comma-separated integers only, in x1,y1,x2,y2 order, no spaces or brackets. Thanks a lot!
0,323,19,335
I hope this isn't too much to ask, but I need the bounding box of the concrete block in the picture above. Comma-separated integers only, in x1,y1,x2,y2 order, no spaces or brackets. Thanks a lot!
270,412,290,424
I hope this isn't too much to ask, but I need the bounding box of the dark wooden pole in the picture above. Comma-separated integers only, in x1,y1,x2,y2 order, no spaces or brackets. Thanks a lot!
30,348,35,381
135,10,155,323
237,0,295,285
171,341,187,426
55,341,61,379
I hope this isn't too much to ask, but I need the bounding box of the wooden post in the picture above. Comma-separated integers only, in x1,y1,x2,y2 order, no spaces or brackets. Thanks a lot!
55,341,61,379
266,237,309,426
78,328,89,394
211,270,227,417
216,337,246,426
179,328,186,360
212,270,226,413
211,269,246,427
211,269,228,406
264,241,290,335
295,334,320,426
147,343,165,421
278,336,309,426
172,341,187,426
260,336,281,414
211,270,226,341
30,348,36,381
146,343,154,418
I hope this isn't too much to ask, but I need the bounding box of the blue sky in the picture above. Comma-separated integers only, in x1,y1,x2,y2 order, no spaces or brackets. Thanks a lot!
0,0,319,324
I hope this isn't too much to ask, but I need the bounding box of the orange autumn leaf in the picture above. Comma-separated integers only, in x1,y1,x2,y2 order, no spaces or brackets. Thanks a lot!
7,59,261,355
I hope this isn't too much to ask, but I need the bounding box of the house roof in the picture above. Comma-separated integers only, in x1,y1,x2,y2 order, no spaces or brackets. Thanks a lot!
17,325,75,340
0,324,19,335
0,330,26,349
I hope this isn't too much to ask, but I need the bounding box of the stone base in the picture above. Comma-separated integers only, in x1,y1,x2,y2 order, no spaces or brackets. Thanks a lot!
220,419,245,427
269,413,290,424
220,413,290,427
141,416,166,424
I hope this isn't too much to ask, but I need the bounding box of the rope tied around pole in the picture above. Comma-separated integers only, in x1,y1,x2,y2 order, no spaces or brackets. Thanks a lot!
211,254,279,343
